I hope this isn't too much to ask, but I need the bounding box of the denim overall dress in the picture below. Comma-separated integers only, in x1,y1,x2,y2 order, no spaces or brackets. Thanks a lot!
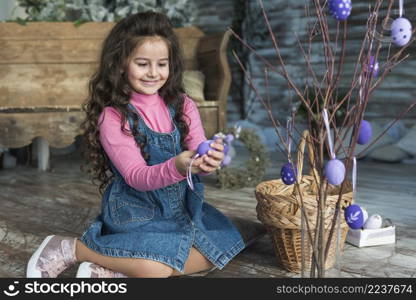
80,103,245,272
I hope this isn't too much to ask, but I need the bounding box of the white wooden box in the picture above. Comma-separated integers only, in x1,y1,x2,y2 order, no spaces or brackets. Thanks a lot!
346,226,396,247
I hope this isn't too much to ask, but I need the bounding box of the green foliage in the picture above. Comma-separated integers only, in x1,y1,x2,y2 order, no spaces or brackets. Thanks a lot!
15,0,197,26
217,128,269,189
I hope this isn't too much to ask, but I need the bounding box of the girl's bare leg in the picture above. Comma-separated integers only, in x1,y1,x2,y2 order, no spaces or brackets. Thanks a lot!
75,240,173,278
76,240,214,277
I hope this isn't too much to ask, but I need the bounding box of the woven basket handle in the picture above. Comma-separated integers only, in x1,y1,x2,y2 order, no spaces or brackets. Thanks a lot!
296,130,319,184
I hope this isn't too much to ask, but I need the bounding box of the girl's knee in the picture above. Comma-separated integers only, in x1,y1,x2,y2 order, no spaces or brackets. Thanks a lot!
129,259,173,278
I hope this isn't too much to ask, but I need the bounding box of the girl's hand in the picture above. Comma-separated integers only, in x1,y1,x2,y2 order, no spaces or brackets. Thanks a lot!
199,138,225,173
175,150,204,176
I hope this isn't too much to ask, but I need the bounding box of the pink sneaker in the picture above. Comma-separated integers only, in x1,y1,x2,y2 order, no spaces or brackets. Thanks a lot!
76,262,128,278
26,235,77,278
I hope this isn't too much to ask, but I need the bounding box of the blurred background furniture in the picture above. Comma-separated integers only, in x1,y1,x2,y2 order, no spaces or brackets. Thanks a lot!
0,22,231,170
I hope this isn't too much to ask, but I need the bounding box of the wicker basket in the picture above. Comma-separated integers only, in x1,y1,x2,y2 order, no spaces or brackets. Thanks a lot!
255,130,353,273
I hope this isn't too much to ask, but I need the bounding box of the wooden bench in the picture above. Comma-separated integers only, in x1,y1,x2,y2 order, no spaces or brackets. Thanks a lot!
0,22,231,170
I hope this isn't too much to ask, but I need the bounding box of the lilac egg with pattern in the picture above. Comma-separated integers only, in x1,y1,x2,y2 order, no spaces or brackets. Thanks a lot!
197,140,214,156
325,158,345,186
344,204,365,229
223,144,229,155
357,120,372,145
280,162,297,185
391,17,412,47
329,0,352,21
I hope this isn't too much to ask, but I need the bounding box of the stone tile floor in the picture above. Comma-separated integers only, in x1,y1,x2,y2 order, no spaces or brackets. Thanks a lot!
0,144,415,278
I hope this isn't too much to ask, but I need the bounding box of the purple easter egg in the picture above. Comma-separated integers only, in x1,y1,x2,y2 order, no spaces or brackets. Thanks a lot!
329,0,352,21
344,204,365,229
363,55,379,78
357,120,372,145
325,158,345,186
197,140,214,156
224,134,234,143
221,155,232,166
391,17,412,47
280,162,297,185
223,143,229,155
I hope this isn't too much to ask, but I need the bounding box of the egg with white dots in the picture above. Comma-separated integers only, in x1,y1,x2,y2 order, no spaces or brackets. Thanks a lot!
329,0,352,21
391,17,412,47
280,162,297,185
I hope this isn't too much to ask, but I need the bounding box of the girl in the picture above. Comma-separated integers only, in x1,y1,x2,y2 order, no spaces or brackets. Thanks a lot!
26,11,245,278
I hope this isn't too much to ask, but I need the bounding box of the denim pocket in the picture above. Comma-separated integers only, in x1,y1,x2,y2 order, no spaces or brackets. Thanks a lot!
110,185,155,225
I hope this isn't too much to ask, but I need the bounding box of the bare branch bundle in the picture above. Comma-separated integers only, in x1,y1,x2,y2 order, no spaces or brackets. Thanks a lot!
233,0,416,277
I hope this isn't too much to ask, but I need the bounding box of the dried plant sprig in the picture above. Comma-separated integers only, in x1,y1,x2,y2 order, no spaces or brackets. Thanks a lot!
232,0,416,277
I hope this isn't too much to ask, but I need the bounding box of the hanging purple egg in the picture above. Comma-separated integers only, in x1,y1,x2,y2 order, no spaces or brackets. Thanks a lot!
325,158,345,185
357,120,372,145
197,140,214,156
221,155,232,167
391,17,412,47
345,204,365,229
363,55,379,78
329,0,352,21
280,162,297,185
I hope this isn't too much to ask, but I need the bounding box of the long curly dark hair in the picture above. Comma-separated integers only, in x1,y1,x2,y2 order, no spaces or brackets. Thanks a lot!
80,11,189,196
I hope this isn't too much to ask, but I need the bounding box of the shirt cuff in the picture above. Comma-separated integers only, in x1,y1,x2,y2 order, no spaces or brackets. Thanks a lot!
169,157,187,180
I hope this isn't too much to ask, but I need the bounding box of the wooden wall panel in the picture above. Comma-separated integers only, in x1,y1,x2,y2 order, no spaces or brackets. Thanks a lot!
0,39,103,63
0,63,96,107
0,111,83,148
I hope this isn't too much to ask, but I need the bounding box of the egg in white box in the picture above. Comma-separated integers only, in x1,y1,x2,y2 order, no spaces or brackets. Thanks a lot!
363,214,383,230
362,207,368,224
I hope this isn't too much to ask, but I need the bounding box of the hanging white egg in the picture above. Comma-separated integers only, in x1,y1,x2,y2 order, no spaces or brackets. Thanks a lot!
363,214,383,229
391,17,412,47
325,158,346,186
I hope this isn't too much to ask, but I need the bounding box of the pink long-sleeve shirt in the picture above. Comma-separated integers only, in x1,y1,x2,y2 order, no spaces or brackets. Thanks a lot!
98,92,207,191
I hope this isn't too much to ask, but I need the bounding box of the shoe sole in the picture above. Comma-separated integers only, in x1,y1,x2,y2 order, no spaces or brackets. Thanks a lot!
26,235,55,278
76,262,93,278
